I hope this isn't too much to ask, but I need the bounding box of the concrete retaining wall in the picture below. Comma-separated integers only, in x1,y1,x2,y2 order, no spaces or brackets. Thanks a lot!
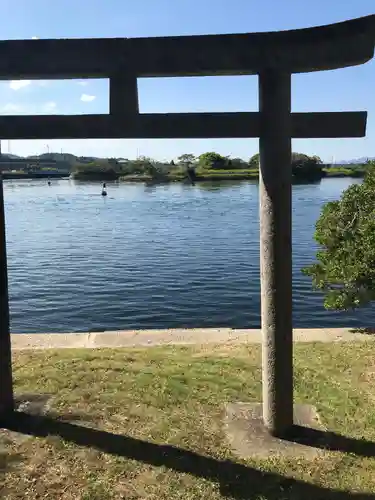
10,328,374,350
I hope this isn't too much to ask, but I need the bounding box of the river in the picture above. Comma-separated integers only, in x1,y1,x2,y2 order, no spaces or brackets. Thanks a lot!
3,177,373,334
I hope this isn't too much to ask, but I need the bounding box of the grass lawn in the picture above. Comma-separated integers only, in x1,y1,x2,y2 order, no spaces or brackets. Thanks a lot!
2,342,375,499
195,169,259,180
323,167,365,178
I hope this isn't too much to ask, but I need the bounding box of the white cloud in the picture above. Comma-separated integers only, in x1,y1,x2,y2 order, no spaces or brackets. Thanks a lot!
9,80,32,90
80,93,96,102
0,101,57,115
31,36,39,40
9,78,50,89
1,103,25,113
42,101,57,113
77,81,88,86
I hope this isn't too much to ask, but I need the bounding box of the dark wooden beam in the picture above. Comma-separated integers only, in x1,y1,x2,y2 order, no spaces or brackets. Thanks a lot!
0,16,373,79
0,111,366,140
292,111,367,138
109,73,139,116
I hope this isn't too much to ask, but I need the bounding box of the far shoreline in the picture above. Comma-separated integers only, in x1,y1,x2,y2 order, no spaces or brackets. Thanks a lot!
2,170,365,183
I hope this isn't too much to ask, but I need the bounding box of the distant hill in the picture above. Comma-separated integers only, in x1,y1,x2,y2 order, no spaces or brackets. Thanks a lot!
0,153,21,160
24,153,114,168
26,153,82,165
335,157,375,165
1,151,118,169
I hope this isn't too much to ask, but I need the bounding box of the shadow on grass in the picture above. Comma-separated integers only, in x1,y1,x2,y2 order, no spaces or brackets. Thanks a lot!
287,425,375,457
349,327,375,335
1,412,375,499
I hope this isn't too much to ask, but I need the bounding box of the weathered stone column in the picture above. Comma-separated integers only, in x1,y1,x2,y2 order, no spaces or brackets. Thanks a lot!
259,70,293,436
109,73,139,117
0,175,13,414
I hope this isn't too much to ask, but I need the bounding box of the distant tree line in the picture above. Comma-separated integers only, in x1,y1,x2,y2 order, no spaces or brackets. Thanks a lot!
174,152,326,181
71,151,370,181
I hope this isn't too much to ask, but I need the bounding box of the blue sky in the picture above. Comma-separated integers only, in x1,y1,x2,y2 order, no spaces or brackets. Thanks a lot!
0,0,374,162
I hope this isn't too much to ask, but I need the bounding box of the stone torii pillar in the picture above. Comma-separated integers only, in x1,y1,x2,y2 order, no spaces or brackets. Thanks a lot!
258,70,293,435
0,16,374,441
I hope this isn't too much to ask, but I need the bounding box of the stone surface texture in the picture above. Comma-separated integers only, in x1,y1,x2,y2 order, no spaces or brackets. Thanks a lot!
224,402,325,459
10,328,374,350
259,69,293,434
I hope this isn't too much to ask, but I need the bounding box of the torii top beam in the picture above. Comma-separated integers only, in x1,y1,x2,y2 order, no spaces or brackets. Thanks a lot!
0,15,374,80
0,16,373,140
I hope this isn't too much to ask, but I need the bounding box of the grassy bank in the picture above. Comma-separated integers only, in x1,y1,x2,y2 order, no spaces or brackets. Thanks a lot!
2,342,375,498
324,167,365,178
194,168,259,181
193,167,366,181
120,167,366,183
2,167,366,182
120,169,259,182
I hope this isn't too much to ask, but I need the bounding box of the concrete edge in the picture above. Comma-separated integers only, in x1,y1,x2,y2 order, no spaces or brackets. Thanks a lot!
10,327,375,350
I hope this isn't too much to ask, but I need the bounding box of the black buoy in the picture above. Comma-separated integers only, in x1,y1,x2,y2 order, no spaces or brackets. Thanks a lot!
48,181,51,186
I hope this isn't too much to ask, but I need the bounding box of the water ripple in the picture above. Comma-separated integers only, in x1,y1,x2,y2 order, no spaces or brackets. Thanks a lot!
3,177,372,333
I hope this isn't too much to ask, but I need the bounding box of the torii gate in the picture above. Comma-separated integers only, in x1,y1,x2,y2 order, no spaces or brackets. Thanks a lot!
1,15,374,438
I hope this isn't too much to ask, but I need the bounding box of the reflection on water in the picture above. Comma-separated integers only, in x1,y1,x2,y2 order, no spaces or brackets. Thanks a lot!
4,176,370,334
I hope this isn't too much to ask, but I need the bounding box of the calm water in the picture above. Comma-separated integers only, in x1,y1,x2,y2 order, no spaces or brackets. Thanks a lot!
4,177,373,334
